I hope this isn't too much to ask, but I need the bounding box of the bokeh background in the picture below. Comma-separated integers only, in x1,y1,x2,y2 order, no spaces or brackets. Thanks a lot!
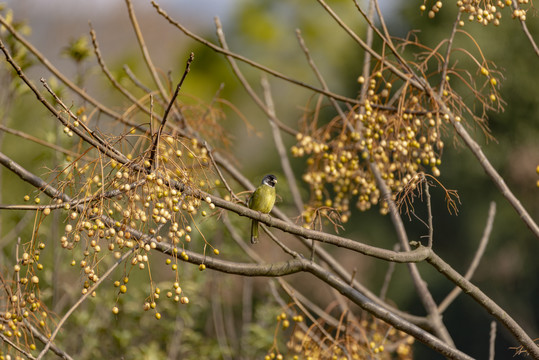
0,0,538,359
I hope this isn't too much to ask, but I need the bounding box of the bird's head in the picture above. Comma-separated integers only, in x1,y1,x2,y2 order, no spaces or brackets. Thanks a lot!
261,174,277,188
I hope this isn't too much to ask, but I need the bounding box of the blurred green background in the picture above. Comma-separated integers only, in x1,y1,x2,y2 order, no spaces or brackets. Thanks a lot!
0,0,537,359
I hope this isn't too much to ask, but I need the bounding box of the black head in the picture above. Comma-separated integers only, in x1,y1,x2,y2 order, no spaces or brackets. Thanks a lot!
261,174,277,187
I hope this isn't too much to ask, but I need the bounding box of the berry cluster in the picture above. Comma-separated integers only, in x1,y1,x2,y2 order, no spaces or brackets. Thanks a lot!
274,313,414,360
293,76,446,222
16,134,218,325
421,0,530,26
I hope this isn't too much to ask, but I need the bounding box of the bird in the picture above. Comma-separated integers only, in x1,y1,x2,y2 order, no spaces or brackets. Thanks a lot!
248,174,277,244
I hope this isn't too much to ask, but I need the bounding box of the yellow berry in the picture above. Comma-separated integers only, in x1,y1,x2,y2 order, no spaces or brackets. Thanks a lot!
282,319,290,328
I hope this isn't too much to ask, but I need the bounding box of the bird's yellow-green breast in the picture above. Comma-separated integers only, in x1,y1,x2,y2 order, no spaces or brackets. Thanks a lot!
249,174,277,244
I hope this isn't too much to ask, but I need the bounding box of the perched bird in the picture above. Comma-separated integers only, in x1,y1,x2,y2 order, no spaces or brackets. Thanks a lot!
248,174,277,244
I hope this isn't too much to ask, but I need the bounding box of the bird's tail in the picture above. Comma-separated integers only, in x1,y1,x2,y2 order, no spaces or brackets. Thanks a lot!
250,219,258,244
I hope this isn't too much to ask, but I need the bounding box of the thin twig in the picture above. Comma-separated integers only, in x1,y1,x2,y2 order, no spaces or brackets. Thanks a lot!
0,14,123,120
204,141,241,203
370,161,454,345
261,76,304,213
2,150,527,358
0,37,131,167
434,99,539,238
36,248,135,359
89,23,153,117
23,320,74,360
148,52,194,168
152,3,359,105
295,29,348,124
438,12,461,98
424,177,434,248
438,202,496,313
210,275,232,360
213,17,297,135
40,79,127,161
0,178,146,212
0,124,79,158
261,223,301,259
224,214,339,351
123,64,153,94
511,0,539,58
125,0,169,100
0,332,36,360
380,244,400,300
427,251,539,359
154,243,474,360
372,0,395,49
489,321,496,360
318,0,423,90
356,0,374,113
268,281,335,353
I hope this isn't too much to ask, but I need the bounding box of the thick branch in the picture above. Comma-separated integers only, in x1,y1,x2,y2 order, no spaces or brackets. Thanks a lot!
1,152,534,357
154,242,473,360
427,252,539,359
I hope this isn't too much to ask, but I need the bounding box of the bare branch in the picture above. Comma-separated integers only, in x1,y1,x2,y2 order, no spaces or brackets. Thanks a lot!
89,23,155,117
152,2,359,105
427,251,539,358
23,321,74,360
438,202,496,313
436,101,539,239
0,332,36,360
261,76,304,213
125,0,169,100
0,124,79,158
36,248,135,359
160,244,473,360
0,13,123,120
425,177,434,248
148,52,194,168
511,0,539,58
370,162,454,345
489,321,497,360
